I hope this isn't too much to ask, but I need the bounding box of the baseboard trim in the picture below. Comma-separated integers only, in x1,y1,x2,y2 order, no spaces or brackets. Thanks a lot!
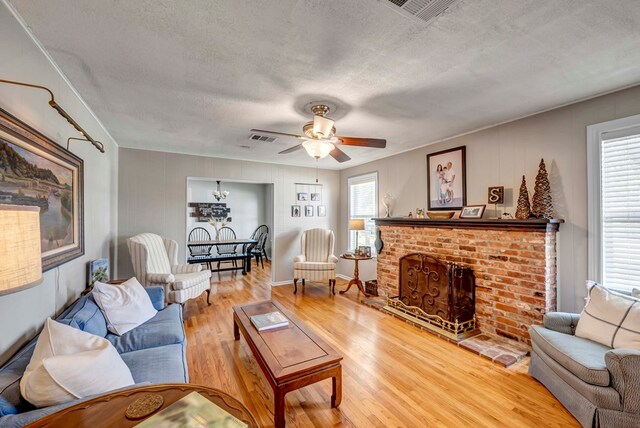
272,277,352,286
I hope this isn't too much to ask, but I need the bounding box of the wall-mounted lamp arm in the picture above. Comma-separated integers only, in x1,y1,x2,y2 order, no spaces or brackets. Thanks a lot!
66,137,104,153
51,103,104,153
0,78,104,153
0,79,55,100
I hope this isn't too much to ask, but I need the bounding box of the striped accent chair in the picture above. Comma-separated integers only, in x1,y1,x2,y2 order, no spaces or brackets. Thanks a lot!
127,233,211,305
293,228,338,295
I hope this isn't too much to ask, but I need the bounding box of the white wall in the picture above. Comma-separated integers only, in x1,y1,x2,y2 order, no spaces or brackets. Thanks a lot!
186,180,272,256
265,183,274,258
338,84,640,313
118,148,340,283
0,3,118,364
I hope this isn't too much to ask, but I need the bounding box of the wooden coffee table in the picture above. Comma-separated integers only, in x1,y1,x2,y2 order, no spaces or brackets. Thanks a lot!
233,301,343,428
25,383,258,427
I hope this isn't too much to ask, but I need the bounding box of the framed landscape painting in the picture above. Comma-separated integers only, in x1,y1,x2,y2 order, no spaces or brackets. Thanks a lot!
426,146,466,210
0,108,84,271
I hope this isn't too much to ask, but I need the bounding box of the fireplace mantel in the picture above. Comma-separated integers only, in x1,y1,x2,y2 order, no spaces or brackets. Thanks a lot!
373,217,563,232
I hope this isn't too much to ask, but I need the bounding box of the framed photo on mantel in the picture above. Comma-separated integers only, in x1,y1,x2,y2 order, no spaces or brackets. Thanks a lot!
427,146,466,211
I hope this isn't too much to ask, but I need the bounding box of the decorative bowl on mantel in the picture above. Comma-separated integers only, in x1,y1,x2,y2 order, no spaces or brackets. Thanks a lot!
427,211,456,219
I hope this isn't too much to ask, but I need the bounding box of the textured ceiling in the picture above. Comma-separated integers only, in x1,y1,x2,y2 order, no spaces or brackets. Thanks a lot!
8,0,640,169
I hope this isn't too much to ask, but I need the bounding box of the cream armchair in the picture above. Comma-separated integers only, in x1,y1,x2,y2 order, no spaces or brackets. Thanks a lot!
293,228,338,295
127,233,211,305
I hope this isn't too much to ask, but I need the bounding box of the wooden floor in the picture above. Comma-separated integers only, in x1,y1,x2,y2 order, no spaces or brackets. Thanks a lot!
184,262,578,428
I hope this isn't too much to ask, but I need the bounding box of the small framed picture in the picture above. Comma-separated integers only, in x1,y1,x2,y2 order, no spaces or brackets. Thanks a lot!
291,205,301,217
305,205,314,217
358,246,371,257
459,205,486,219
311,193,321,201
297,192,308,201
89,258,109,285
317,205,326,217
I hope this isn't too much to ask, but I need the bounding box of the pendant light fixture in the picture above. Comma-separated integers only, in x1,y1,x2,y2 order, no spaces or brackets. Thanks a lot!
212,181,229,201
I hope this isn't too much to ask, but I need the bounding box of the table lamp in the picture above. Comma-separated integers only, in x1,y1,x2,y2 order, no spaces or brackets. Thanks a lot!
348,219,365,253
0,205,42,295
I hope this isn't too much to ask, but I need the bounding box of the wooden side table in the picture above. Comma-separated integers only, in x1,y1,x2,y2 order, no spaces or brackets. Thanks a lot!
25,383,258,427
339,253,372,297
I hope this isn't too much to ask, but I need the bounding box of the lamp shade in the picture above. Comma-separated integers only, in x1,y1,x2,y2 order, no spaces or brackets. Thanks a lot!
348,219,365,231
0,205,42,295
312,115,335,138
302,140,335,159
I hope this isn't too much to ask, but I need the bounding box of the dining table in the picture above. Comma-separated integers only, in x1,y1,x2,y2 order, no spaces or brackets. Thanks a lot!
187,238,258,275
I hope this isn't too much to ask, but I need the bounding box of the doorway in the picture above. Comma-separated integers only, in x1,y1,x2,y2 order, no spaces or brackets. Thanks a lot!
186,178,275,283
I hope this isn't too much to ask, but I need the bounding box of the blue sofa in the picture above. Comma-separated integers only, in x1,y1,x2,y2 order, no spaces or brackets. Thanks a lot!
0,286,188,427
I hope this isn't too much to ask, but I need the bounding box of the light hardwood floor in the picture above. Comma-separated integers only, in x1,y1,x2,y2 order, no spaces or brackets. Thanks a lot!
184,262,578,427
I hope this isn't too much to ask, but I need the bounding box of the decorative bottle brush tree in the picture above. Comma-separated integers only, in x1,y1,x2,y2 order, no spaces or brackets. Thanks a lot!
515,175,532,220
531,158,554,219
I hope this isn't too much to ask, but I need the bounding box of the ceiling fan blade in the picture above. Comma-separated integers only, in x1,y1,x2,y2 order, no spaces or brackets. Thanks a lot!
250,129,306,139
278,144,304,154
329,146,351,163
335,136,386,148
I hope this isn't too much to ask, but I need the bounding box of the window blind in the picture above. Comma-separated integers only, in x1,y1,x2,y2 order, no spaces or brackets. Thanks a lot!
348,173,378,252
601,133,640,291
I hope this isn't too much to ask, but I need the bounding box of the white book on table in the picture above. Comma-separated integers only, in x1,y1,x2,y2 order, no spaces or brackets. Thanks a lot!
250,311,289,331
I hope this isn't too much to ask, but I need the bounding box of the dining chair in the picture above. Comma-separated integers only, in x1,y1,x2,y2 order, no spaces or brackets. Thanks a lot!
216,226,238,269
250,225,269,242
250,225,269,267
188,227,213,270
252,232,269,269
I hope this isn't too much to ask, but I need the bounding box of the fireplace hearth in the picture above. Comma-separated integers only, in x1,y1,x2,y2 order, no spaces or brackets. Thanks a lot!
384,253,478,341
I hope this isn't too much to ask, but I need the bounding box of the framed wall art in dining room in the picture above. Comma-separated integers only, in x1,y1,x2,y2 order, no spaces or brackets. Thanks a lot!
305,205,314,217
426,146,466,210
0,108,84,271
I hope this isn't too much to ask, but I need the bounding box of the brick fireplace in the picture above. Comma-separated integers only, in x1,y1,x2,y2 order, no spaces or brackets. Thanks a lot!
374,218,562,345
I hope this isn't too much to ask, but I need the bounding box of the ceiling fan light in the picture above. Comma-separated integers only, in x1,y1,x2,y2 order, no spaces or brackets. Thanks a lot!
302,140,335,159
313,115,334,138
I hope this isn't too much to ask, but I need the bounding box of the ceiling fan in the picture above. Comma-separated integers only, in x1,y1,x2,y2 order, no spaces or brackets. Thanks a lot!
251,104,386,163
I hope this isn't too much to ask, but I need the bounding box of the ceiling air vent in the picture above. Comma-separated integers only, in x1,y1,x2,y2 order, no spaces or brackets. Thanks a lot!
382,0,462,25
248,133,278,143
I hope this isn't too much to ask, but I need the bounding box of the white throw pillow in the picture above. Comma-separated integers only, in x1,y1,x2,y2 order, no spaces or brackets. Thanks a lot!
20,318,134,408
575,283,640,349
92,277,158,335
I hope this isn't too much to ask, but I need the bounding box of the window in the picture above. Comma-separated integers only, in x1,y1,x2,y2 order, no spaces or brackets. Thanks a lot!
348,172,378,254
588,115,640,292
